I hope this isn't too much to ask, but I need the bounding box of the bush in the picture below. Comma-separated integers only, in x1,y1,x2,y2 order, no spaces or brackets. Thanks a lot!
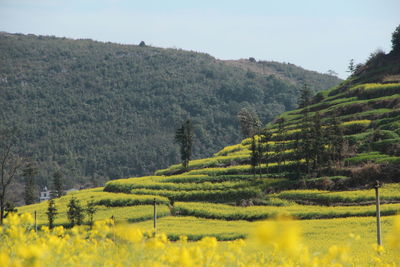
348,162,381,187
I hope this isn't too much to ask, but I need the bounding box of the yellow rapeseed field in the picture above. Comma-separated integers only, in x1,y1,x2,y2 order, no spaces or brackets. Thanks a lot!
1,213,399,266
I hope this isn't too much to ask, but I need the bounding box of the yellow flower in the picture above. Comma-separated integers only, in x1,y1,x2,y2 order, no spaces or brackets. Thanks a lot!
0,252,10,267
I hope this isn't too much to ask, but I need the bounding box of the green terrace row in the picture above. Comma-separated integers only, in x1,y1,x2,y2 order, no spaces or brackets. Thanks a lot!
155,150,307,175
277,83,400,121
173,201,400,221
274,108,400,132
104,179,254,193
275,183,400,205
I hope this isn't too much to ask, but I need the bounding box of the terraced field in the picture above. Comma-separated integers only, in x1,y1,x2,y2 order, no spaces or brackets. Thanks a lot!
16,80,400,259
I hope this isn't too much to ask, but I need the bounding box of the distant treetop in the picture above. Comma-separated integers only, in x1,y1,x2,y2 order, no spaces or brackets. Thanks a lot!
392,24,400,54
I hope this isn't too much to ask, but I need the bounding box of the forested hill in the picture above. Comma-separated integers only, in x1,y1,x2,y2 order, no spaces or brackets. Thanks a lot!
0,32,341,187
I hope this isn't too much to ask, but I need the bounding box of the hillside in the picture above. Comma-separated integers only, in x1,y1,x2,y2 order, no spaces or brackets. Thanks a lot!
0,32,341,187
14,27,400,263
17,31,400,248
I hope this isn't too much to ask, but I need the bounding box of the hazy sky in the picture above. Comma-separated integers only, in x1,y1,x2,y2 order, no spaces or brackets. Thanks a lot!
1,0,399,78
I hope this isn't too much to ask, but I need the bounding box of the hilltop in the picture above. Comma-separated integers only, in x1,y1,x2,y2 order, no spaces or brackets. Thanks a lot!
0,32,341,187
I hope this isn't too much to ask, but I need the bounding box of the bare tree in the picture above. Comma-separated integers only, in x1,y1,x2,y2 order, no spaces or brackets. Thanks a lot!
0,128,24,224
237,108,261,138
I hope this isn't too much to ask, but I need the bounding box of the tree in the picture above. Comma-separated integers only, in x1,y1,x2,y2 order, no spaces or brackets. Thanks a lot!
139,41,146,47
275,118,286,170
67,197,85,227
298,110,313,176
86,197,97,228
52,170,64,198
310,112,325,172
0,128,24,225
391,24,400,54
46,199,57,229
326,70,338,77
23,161,39,205
298,84,312,108
237,108,261,138
174,119,194,169
250,136,259,177
325,115,344,164
347,59,355,75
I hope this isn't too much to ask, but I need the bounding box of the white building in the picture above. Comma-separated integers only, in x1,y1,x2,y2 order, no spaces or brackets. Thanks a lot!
39,186,51,202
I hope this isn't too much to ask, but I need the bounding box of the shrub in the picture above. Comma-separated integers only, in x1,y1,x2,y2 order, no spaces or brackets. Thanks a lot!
348,162,381,187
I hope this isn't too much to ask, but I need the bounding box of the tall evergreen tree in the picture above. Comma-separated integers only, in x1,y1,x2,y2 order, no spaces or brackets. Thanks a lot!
67,197,85,227
310,112,325,173
325,115,344,164
23,162,39,205
250,136,259,177
52,171,64,198
298,109,313,176
298,84,312,108
174,119,194,169
46,199,57,229
86,197,97,228
274,118,286,171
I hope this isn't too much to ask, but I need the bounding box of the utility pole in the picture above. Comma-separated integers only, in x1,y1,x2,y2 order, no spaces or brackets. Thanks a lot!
153,198,157,230
34,210,37,232
375,180,382,247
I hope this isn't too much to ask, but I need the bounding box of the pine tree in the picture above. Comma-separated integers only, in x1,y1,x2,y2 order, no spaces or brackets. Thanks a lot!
250,136,259,177
86,197,97,228
275,118,286,171
46,199,57,229
310,112,325,173
325,115,344,164
298,84,312,108
298,109,313,176
174,119,194,170
23,162,39,205
259,130,272,176
52,171,64,198
67,197,85,227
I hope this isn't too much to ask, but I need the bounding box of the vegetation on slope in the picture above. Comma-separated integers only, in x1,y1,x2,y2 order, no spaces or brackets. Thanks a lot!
0,32,341,188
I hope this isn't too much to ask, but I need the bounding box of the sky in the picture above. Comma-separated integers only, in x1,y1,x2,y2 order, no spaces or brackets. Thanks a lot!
1,0,399,79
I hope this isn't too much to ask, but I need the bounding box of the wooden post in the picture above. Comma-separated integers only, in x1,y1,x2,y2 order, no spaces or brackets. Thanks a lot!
153,198,157,230
375,180,382,247
34,211,37,232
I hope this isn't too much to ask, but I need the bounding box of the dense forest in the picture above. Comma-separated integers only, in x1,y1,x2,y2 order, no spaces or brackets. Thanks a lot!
0,32,341,188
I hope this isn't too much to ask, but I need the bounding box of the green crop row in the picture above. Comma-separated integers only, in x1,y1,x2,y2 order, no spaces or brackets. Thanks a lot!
95,194,170,206
110,180,252,192
276,183,400,205
130,187,262,202
186,161,300,176
213,144,248,157
155,153,251,175
344,152,400,165
173,201,400,221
